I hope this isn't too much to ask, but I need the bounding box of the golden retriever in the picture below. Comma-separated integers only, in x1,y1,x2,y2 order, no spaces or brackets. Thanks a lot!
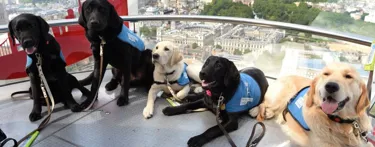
143,41,202,119
257,62,372,147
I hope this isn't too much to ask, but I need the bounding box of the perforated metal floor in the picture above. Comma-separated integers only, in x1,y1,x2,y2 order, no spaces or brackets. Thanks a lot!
0,71,293,147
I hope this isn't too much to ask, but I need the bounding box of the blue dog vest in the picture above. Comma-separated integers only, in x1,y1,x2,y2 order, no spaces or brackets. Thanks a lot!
117,24,145,52
225,73,261,113
177,63,189,86
287,86,310,131
26,50,66,68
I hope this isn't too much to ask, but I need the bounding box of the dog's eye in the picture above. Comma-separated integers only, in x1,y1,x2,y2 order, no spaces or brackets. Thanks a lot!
323,72,330,76
345,74,352,79
155,46,158,50
164,48,169,51
215,63,221,68
86,6,92,12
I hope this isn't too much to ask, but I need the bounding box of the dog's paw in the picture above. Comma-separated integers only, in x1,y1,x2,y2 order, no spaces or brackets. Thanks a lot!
249,106,259,118
29,112,42,122
105,80,118,91
80,98,96,110
70,104,84,112
264,107,275,119
143,106,153,119
162,107,176,116
194,87,203,93
116,96,129,106
187,135,208,147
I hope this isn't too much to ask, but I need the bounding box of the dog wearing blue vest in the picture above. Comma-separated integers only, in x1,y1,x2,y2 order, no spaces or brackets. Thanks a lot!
162,56,269,147
142,41,203,119
257,62,372,147
78,0,153,109
8,13,91,122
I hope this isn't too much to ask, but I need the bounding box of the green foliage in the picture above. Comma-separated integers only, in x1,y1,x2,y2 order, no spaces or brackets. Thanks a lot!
243,49,251,54
339,56,348,62
192,43,198,49
140,26,157,37
361,13,369,21
201,0,254,18
233,49,242,55
140,26,151,37
311,12,375,38
215,44,222,49
253,0,321,25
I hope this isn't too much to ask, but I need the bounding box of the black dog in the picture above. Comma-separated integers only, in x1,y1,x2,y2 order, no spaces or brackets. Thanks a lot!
162,56,269,147
78,49,154,92
78,0,150,108
8,13,91,122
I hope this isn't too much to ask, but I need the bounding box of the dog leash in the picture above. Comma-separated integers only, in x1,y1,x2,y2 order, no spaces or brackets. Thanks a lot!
216,95,266,147
83,39,105,111
1,53,56,147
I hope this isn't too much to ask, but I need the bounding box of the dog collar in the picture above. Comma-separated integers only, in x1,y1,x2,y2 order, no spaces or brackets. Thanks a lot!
327,114,356,124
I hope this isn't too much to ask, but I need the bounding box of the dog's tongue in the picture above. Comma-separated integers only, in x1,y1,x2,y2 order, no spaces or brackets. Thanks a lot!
321,101,338,114
201,80,208,87
25,47,36,54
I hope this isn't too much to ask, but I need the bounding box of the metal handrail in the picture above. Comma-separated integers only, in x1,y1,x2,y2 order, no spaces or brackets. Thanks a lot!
0,15,374,96
0,15,373,46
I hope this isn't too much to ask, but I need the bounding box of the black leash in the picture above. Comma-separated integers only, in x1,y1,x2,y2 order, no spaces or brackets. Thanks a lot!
216,95,266,147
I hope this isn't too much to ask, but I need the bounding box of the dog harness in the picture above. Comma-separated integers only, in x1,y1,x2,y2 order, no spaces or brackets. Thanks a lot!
154,63,190,86
26,50,66,68
225,73,261,113
117,24,145,52
285,86,310,131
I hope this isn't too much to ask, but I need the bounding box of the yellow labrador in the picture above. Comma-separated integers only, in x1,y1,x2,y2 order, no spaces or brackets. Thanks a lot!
257,62,372,147
143,41,202,119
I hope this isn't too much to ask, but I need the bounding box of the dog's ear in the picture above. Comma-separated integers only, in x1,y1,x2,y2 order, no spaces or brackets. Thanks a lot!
78,1,87,28
108,2,123,28
169,48,183,66
224,58,239,87
356,83,370,115
306,76,318,107
36,16,50,41
7,20,15,46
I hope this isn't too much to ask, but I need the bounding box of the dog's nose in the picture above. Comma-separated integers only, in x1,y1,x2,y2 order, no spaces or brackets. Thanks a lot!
152,54,159,59
90,20,99,25
325,82,339,93
199,71,206,79
23,39,34,47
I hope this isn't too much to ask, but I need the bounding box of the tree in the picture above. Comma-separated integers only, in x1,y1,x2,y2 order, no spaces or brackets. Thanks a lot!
192,43,198,49
233,49,242,55
140,26,151,37
361,13,369,21
243,49,251,54
215,45,222,49
201,0,254,18
253,0,321,25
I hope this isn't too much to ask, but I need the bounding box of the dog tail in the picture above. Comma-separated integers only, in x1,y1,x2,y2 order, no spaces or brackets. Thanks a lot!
79,71,94,86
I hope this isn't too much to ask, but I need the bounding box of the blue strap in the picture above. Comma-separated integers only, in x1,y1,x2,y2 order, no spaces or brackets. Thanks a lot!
26,56,33,68
177,63,190,86
117,24,145,52
287,86,310,131
25,50,66,68
59,50,66,63
226,73,262,113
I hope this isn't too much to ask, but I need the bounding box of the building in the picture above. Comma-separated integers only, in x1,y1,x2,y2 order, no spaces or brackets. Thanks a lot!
214,25,285,54
157,23,233,47
160,0,196,9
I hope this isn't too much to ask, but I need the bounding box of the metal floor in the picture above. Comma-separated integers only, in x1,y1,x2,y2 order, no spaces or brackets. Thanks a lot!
0,71,294,147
